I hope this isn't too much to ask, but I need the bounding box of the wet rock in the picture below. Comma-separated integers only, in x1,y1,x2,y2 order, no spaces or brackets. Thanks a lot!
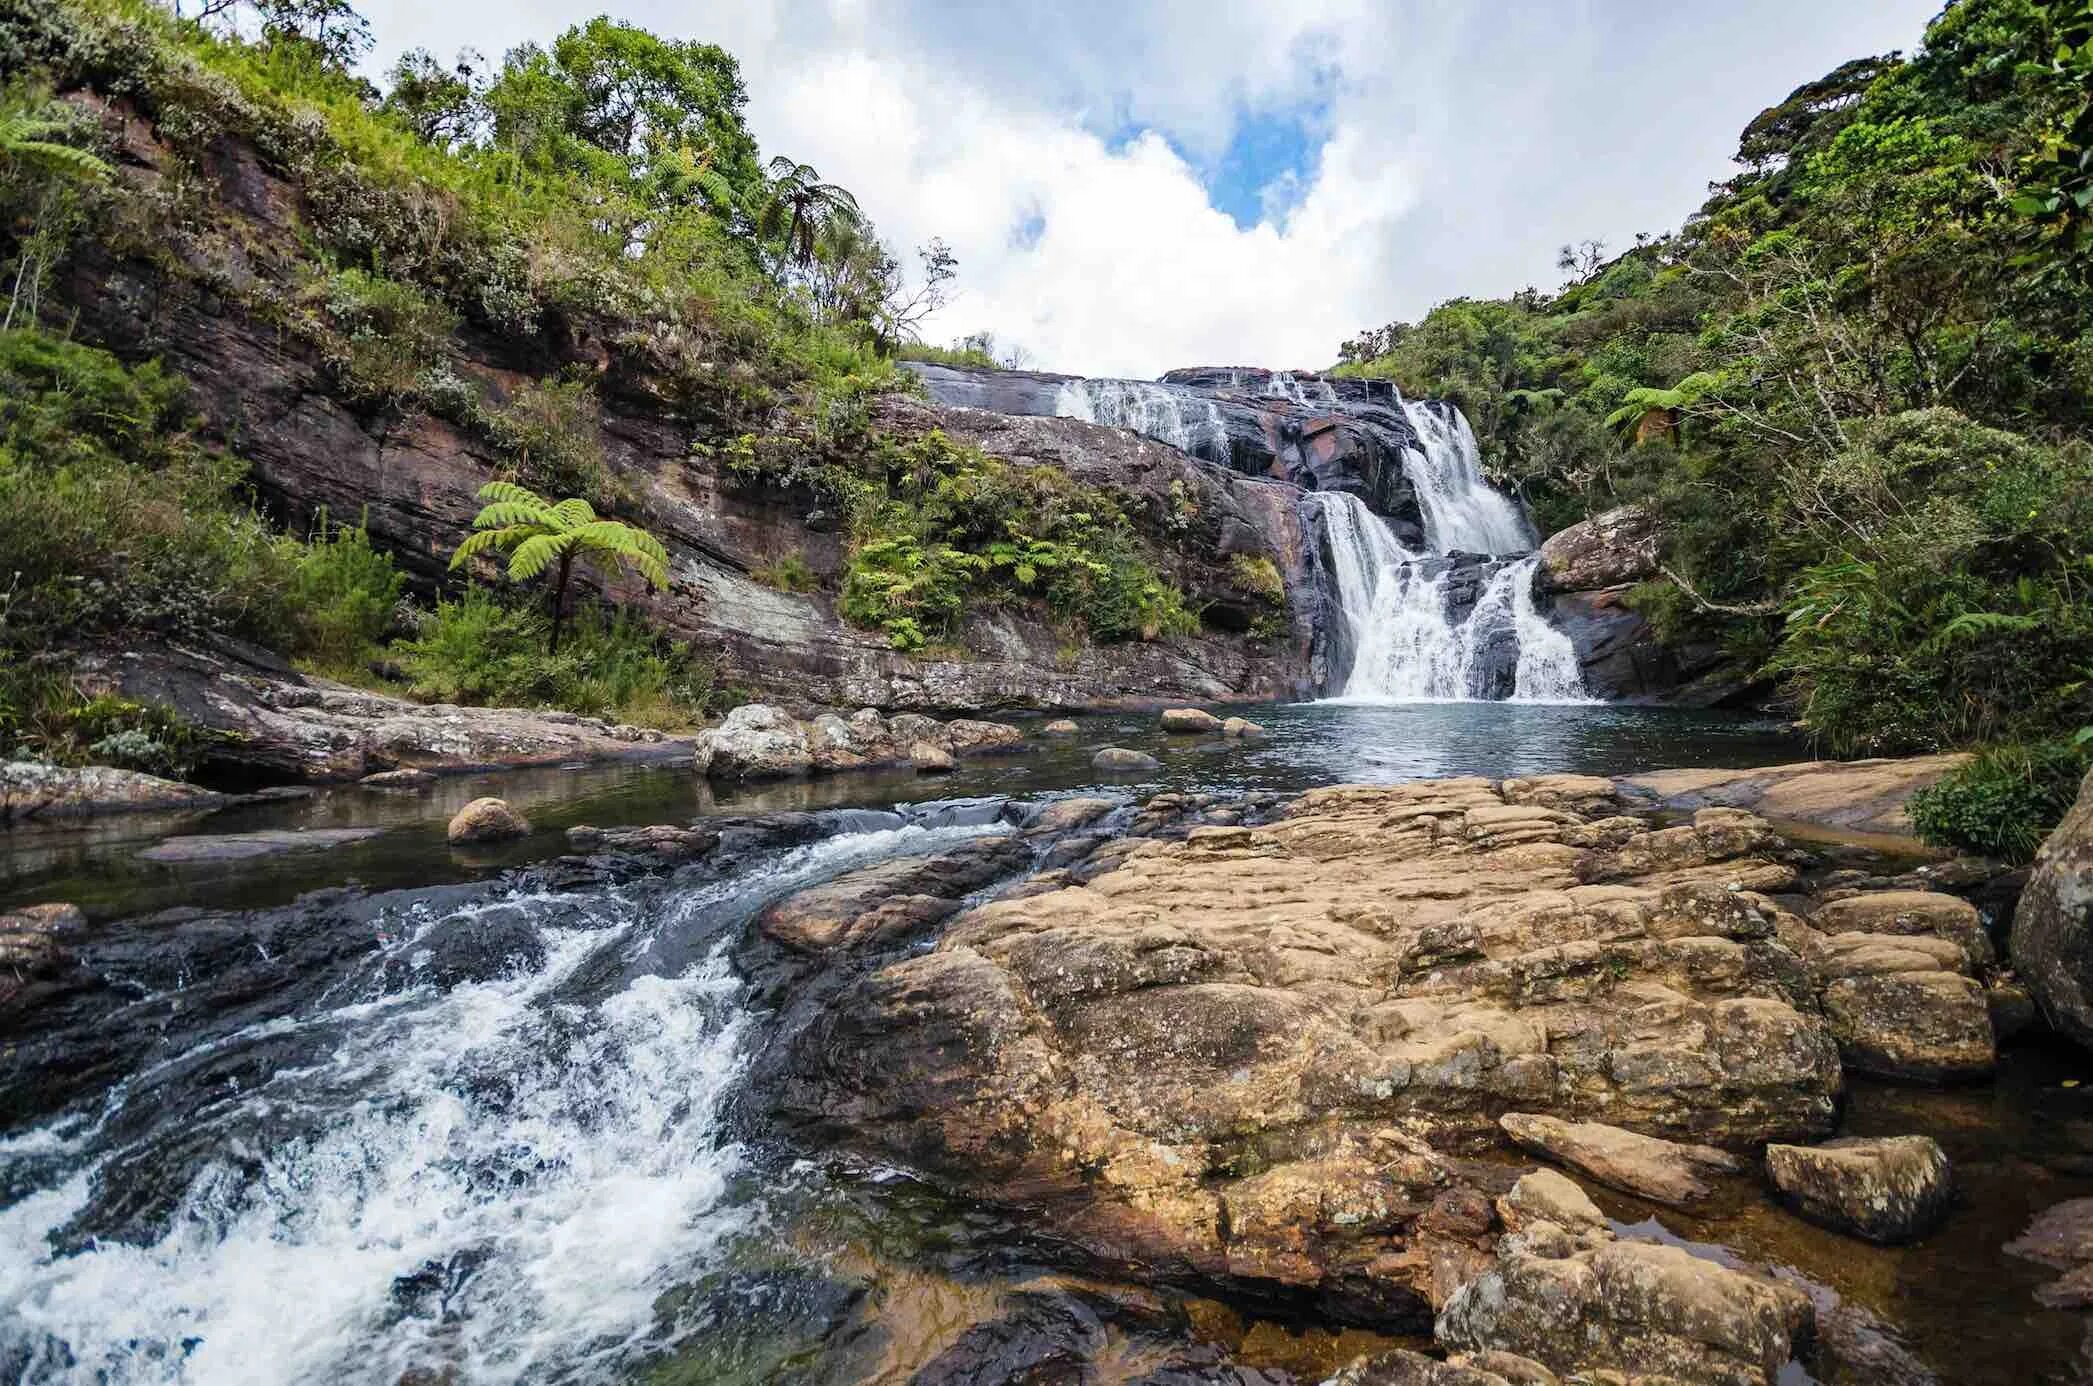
360,767,436,790
0,903,85,1003
1222,717,1265,738
1330,1350,1545,1385
446,797,530,844
1437,1205,1812,1386
1093,747,1162,772
390,905,547,990
1763,1135,1951,1243
1043,719,1080,736
136,827,384,863
1821,970,1995,1081
693,704,814,780
1538,504,1660,593
2011,768,2093,1052
1987,976,2039,1039
1,760,229,822
2006,1197,2093,1307
1499,1113,1744,1207
1023,798,1122,836
912,741,957,774
1161,708,1223,734
564,823,718,862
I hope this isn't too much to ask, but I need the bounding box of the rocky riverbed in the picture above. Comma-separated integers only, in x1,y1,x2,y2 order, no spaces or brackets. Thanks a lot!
6,753,2091,1384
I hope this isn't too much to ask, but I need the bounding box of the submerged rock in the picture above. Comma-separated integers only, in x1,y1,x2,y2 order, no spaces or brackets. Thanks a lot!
1763,1135,1951,1244
1161,708,1223,734
446,797,530,844
1092,747,1162,772
360,767,436,790
1222,717,1266,738
2012,768,2093,1051
1499,1113,1744,1207
1042,719,1080,736
136,828,384,863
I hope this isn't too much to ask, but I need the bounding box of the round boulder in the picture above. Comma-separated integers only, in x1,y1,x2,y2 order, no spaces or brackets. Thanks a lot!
1092,747,1161,772
1765,1135,1951,1243
692,704,814,781
911,741,957,774
1160,708,1223,735
447,797,530,844
2013,767,2093,1050
1042,719,1080,737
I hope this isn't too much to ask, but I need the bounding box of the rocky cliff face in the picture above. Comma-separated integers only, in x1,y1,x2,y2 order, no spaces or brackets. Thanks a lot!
48,97,1322,714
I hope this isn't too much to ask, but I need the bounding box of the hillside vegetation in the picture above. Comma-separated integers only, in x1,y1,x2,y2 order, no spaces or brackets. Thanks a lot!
1336,0,2093,853
0,0,1207,767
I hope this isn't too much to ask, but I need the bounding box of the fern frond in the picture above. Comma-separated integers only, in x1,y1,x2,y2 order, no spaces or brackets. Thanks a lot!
448,528,510,567
550,497,597,529
2,137,112,180
1919,610,2042,654
508,532,572,581
475,480,546,507
472,501,552,529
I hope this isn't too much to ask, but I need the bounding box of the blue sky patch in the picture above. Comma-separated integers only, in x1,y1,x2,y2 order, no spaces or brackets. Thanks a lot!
1008,205,1047,251
1205,105,1327,229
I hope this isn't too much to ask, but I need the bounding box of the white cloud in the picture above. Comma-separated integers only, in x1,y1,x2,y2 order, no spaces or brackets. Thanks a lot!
356,0,1946,378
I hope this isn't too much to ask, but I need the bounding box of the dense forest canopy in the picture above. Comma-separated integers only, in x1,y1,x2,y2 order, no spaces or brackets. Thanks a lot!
1335,0,2093,789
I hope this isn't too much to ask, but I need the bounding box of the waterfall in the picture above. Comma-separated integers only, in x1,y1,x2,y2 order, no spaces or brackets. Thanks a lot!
1397,399,1535,556
1053,379,1229,460
1316,490,1589,705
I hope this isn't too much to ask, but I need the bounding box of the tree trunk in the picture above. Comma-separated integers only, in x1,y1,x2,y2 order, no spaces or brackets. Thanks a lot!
548,550,574,655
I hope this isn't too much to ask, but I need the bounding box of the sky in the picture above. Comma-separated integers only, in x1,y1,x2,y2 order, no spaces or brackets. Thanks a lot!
355,0,1947,379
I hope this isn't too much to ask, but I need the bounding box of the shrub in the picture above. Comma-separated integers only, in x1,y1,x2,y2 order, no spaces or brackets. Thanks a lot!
311,266,457,410
0,680,224,778
1227,554,1286,605
750,552,816,592
285,515,405,672
1909,739,2089,864
483,377,610,503
395,588,721,725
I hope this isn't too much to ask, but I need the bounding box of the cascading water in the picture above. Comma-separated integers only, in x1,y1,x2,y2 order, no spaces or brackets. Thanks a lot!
0,818,1011,1386
1316,396,1587,703
1052,378,1229,461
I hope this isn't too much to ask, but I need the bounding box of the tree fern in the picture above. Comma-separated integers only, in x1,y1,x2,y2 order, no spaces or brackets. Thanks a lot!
0,114,113,181
449,480,671,652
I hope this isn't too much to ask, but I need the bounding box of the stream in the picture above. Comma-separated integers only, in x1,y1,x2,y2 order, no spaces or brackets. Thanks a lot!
4,701,2090,1384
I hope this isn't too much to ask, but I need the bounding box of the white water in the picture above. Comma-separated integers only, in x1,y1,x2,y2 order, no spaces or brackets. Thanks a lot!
1317,488,1587,704
0,822,1006,1386
1397,399,1535,556
1053,378,1229,459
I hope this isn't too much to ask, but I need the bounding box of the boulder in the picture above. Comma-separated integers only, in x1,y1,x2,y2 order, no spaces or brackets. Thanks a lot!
1763,1136,1951,1243
1042,719,1080,736
1821,970,1996,1081
693,704,814,780
1160,708,1223,735
0,903,85,1004
1,760,229,822
1499,1113,1744,1207
911,741,957,774
2006,1197,2093,1307
1222,717,1266,738
944,719,1024,755
446,797,530,844
2012,768,2093,1051
1538,505,1661,593
1092,747,1162,772
1439,1176,1812,1385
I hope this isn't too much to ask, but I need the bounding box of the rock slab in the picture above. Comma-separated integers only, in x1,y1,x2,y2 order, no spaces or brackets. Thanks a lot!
1499,1112,1744,1207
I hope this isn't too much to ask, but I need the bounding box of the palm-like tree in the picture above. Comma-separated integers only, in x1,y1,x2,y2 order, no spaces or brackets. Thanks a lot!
449,481,671,653
757,155,860,276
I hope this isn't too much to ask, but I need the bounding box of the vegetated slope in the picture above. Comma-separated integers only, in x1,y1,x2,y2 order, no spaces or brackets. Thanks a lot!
1336,0,2093,771
0,0,1315,766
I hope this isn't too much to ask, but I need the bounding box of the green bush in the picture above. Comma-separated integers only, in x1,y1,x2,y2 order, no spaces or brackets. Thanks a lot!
1909,740,2089,863
750,552,816,592
285,515,405,672
483,377,610,503
395,587,722,726
1227,554,1286,605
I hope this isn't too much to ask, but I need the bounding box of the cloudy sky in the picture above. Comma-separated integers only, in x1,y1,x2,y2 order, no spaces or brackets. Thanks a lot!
357,0,1944,379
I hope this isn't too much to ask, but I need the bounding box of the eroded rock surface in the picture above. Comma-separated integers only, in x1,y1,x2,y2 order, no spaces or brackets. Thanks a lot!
1498,1113,1744,1207
1,760,229,822
1618,757,1969,837
750,777,1847,1335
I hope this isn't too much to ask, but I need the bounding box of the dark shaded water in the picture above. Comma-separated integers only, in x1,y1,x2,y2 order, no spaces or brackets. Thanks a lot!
11,699,2090,1384
1,700,1803,920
